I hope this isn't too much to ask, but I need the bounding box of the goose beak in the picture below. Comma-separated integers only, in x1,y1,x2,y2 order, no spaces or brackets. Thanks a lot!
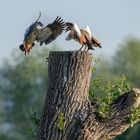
22,41,34,55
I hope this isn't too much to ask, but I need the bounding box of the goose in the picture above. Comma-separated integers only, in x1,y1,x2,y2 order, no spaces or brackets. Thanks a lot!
19,12,65,55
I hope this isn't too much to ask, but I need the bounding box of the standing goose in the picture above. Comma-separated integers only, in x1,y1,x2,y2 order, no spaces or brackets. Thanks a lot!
65,22,102,51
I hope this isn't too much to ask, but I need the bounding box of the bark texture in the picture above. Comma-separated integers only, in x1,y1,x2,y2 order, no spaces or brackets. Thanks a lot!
35,51,140,140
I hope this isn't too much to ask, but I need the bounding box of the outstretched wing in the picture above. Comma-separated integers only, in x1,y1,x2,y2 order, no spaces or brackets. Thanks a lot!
43,16,65,45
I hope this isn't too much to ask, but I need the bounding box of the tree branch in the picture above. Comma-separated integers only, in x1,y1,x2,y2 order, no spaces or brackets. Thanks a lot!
77,89,140,140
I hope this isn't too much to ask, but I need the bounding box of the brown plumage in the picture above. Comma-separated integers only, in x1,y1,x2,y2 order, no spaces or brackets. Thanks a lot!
65,22,102,51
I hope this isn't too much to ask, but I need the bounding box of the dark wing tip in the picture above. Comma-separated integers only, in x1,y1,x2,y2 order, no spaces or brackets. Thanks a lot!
51,16,66,33
55,16,66,26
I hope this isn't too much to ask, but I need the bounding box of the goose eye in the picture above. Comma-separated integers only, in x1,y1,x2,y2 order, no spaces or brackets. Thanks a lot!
33,32,37,35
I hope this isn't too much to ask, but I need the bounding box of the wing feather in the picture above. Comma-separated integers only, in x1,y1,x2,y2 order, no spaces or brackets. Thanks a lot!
43,16,65,45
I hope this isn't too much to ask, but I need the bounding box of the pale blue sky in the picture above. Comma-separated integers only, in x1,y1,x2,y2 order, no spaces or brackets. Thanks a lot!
0,0,140,64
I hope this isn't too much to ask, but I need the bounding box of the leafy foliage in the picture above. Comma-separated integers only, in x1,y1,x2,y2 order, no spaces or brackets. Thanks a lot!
89,75,130,119
29,107,40,126
58,112,64,131
27,107,40,138
128,107,140,127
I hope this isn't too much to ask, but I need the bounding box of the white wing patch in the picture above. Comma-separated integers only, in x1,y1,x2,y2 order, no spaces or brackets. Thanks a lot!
85,25,92,38
74,23,81,37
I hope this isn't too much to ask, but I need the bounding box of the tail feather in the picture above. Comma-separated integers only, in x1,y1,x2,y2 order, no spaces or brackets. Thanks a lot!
91,37,102,48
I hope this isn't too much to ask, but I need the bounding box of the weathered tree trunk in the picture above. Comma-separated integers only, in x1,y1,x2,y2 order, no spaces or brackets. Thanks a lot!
35,51,140,140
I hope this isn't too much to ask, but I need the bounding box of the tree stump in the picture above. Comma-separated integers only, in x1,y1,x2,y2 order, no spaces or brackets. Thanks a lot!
35,51,140,140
